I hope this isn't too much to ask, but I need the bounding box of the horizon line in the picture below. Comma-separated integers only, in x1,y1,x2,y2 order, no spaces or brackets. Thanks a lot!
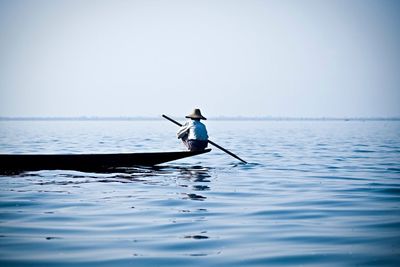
0,116,399,121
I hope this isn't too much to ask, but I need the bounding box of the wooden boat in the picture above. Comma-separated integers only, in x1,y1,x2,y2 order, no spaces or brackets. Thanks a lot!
0,149,211,172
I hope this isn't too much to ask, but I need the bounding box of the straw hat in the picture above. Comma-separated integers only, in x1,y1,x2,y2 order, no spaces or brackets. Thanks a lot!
185,108,207,120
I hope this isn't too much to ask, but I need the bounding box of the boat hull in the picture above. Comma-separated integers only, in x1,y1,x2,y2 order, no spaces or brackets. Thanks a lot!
0,149,211,172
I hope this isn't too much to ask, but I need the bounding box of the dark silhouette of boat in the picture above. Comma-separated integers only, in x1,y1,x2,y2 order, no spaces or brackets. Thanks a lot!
0,149,211,172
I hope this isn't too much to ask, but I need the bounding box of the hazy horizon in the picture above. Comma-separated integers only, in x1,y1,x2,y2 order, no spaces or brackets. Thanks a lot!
1,115,399,121
1,0,400,118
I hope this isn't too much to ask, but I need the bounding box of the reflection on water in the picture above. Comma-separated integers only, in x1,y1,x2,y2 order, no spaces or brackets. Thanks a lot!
185,193,207,201
178,167,211,201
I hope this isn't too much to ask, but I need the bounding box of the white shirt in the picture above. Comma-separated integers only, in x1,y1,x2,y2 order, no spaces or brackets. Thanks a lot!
177,120,208,141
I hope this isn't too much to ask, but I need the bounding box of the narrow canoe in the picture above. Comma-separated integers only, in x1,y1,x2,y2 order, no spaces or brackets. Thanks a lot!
0,149,211,172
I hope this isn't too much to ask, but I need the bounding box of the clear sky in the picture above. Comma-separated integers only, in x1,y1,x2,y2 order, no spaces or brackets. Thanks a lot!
0,0,399,118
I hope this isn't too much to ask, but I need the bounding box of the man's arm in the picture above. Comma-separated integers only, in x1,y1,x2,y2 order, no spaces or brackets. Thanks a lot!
177,121,190,139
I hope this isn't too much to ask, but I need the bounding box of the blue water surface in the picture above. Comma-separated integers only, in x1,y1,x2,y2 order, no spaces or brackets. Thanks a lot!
0,120,399,266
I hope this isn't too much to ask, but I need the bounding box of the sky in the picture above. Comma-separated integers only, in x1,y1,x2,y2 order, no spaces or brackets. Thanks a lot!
0,0,399,118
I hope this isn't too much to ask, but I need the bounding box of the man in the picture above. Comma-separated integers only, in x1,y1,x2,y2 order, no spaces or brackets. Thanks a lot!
177,109,209,151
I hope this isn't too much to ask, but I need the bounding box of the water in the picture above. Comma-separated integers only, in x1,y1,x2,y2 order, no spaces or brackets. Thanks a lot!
0,120,399,266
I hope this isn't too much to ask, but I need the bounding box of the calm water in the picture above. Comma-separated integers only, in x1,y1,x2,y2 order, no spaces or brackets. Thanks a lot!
0,120,399,266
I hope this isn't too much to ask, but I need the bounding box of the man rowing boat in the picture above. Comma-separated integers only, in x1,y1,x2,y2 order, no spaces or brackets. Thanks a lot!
177,109,209,151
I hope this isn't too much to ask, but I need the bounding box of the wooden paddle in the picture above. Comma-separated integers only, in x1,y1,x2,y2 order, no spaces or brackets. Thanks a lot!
162,114,247,164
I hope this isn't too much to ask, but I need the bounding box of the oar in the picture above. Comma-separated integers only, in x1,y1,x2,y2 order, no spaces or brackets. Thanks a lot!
162,114,247,164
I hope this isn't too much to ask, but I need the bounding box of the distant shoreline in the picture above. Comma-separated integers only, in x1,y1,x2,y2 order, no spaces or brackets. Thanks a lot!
0,116,399,121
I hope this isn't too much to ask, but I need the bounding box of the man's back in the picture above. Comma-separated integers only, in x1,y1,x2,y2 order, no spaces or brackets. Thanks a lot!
187,120,208,140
